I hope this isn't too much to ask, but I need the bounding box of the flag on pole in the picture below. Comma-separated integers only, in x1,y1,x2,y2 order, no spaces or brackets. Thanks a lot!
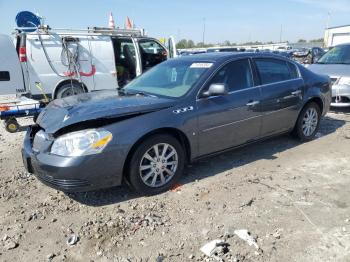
125,16,133,29
108,12,115,29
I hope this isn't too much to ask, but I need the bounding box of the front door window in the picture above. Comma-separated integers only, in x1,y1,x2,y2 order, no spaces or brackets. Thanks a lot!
138,39,167,72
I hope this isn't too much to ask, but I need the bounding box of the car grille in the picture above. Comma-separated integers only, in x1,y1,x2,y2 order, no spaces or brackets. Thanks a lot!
332,96,350,103
36,173,90,190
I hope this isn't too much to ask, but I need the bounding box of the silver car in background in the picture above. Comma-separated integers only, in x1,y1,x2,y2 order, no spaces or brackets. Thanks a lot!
309,44,350,107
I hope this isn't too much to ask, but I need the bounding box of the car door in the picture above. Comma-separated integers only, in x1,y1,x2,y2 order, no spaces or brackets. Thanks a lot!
0,34,25,95
253,58,304,137
167,36,178,58
196,58,262,156
136,38,168,73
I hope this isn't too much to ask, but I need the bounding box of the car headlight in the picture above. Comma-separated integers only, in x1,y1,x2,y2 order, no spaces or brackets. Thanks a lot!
50,129,113,157
337,77,350,86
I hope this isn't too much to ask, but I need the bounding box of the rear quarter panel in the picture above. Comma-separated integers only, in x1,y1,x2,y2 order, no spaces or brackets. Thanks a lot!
299,65,331,116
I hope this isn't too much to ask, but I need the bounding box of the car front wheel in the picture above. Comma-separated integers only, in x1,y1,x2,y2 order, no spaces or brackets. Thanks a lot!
127,134,185,195
294,102,321,141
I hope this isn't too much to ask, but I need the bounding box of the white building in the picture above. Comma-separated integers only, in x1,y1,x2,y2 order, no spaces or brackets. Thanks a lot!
324,25,350,47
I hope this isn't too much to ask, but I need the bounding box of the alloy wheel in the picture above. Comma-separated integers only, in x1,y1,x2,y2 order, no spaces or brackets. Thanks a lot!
302,107,318,137
139,143,178,188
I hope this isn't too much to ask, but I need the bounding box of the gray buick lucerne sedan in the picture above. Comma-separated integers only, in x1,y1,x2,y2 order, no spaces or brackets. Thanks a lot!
22,52,331,195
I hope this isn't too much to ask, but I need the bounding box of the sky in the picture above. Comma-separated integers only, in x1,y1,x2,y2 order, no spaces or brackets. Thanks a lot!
0,0,350,44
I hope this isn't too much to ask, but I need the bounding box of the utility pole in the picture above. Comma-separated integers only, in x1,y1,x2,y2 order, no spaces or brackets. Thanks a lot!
279,24,283,43
202,18,206,47
326,11,331,29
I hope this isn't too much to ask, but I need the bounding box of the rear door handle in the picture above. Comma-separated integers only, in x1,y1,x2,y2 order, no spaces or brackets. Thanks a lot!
246,101,260,106
291,90,302,96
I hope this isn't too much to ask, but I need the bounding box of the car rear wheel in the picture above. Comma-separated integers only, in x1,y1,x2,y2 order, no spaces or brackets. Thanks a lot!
56,83,85,99
127,134,185,195
294,102,321,141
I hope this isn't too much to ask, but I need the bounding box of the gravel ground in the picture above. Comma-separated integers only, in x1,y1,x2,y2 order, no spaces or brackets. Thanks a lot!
0,105,349,262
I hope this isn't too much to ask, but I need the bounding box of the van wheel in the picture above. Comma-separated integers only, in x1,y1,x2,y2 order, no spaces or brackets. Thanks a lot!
56,83,85,99
127,134,185,195
294,102,321,141
4,118,20,133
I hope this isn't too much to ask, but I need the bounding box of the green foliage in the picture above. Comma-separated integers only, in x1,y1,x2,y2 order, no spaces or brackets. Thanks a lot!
309,38,324,43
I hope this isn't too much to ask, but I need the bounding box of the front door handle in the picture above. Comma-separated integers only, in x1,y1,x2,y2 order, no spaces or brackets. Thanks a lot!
246,101,260,106
291,90,302,96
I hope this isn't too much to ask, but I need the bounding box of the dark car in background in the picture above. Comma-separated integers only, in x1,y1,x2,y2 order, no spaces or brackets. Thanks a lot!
22,52,331,195
292,47,325,64
207,47,239,52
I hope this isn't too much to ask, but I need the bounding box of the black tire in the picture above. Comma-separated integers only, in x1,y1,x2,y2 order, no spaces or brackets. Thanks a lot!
294,102,321,141
127,134,185,195
56,83,85,99
5,118,20,133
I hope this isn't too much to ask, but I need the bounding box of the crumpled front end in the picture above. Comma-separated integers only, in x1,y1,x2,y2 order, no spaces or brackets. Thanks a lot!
22,125,126,192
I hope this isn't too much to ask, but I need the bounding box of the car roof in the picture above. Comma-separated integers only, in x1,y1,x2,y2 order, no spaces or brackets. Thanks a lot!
175,52,292,63
334,43,350,47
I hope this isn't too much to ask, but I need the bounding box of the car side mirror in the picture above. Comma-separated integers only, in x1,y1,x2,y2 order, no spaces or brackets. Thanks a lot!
201,84,228,98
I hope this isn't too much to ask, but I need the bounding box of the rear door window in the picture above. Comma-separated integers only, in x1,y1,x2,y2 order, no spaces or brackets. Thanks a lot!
287,62,299,79
254,58,292,85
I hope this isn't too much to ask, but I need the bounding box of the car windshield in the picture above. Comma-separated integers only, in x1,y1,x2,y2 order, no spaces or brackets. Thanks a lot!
317,45,350,64
124,60,212,98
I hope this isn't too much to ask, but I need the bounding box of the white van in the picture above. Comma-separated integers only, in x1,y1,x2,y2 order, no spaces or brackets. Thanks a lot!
0,27,177,99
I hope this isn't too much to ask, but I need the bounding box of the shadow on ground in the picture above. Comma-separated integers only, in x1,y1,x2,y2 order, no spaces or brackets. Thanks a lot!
68,114,345,207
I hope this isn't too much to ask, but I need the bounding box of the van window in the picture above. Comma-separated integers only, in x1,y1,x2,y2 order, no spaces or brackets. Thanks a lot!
208,59,253,92
112,37,136,87
138,39,167,71
254,58,292,84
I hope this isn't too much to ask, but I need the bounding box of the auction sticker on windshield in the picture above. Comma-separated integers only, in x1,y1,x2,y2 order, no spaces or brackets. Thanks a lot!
190,63,213,68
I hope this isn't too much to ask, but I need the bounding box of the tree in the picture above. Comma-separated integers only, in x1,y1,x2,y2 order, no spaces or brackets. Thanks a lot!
298,39,307,43
187,40,195,48
223,40,231,46
176,39,188,49
309,38,324,43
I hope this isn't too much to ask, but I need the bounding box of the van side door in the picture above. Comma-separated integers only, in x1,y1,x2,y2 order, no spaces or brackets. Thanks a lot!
0,34,24,95
87,35,118,90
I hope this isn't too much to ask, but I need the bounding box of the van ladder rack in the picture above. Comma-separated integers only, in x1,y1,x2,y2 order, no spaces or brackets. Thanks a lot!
14,26,146,37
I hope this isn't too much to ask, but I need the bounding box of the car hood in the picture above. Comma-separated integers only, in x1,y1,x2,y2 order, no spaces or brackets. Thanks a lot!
36,90,176,134
308,64,350,78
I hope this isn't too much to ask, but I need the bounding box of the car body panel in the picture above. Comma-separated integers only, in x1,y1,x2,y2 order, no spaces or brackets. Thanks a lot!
197,87,262,155
36,90,176,134
22,52,331,192
259,78,304,136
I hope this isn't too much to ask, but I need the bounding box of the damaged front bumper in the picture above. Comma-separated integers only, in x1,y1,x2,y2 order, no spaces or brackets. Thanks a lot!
331,84,350,107
22,126,125,192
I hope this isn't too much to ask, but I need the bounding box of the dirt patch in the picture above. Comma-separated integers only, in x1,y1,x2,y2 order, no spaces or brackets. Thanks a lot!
0,108,350,261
